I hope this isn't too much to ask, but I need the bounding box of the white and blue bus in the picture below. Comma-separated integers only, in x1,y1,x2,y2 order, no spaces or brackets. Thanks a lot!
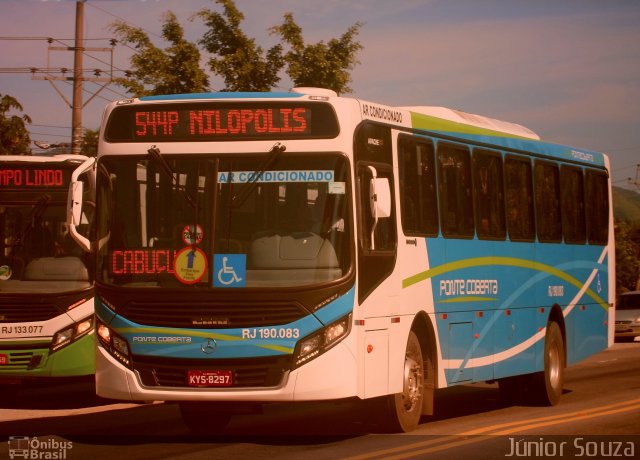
72,88,613,432
1,154,95,392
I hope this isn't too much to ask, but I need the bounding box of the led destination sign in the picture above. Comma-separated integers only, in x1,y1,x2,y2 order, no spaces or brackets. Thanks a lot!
105,102,339,142
0,165,72,189
137,108,308,136
111,249,177,275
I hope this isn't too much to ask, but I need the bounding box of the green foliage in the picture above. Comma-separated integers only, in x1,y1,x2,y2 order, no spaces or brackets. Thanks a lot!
82,128,99,157
613,187,640,293
615,220,640,293
110,11,209,96
111,0,363,95
613,186,640,222
271,13,363,94
0,94,32,155
195,0,284,91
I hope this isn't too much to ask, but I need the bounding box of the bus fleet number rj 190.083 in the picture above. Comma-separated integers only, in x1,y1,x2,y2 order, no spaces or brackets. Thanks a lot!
241,328,301,339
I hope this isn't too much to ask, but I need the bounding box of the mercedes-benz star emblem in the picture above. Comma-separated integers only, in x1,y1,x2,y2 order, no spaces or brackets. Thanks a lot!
201,338,217,354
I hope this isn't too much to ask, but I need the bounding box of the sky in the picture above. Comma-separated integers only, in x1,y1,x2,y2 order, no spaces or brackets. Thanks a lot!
1,0,639,190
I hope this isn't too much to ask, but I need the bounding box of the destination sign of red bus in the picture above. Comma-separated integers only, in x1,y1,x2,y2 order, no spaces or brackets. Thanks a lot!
105,102,339,142
0,167,71,189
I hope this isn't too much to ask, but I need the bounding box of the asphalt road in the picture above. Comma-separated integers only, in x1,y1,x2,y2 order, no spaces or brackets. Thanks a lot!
1,340,638,460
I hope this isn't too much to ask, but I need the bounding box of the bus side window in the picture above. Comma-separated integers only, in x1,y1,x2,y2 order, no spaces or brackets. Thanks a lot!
504,156,535,241
473,149,505,240
585,170,609,245
534,160,562,243
560,166,586,244
437,143,474,238
398,136,438,237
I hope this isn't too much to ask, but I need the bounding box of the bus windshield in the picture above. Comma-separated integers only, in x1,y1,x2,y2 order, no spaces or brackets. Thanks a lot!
96,152,351,289
1,197,92,294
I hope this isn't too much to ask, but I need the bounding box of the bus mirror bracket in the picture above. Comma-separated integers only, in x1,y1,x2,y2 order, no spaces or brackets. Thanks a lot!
67,157,96,252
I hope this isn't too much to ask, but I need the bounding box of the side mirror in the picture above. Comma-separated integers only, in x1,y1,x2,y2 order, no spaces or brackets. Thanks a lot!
367,166,391,250
370,177,391,219
67,157,95,252
69,180,84,225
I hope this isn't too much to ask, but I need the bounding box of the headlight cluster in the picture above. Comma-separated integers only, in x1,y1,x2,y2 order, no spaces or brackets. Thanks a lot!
293,314,351,369
96,319,132,368
51,316,94,352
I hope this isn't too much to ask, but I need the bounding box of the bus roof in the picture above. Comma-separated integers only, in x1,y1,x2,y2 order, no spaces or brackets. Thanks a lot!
0,154,89,163
110,88,606,168
402,106,540,140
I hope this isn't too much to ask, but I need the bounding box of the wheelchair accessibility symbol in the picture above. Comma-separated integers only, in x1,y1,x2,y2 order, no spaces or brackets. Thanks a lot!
214,254,246,288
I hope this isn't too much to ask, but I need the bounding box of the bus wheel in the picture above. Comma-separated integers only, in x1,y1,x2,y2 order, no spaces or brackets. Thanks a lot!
530,321,565,406
179,402,232,433
382,330,424,432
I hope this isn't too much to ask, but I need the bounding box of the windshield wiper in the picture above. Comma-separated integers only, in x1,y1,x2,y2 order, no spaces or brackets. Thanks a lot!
231,142,286,208
147,145,197,209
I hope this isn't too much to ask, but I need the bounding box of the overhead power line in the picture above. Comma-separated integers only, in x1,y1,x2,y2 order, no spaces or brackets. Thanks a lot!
0,36,114,41
0,67,127,75
85,2,164,40
1,2,164,149
14,1,117,153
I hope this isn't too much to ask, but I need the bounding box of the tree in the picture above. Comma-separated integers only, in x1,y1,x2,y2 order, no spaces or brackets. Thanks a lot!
195,0,283,91
615,220,640,293
110,11,209,96
82,129,99,157
111,0,364,95
0,94,32,155
271,13,363,94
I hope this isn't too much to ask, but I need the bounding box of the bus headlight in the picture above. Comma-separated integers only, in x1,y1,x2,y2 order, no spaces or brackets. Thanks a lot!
96,319,132,368
293,314,351,369
50,316,94,352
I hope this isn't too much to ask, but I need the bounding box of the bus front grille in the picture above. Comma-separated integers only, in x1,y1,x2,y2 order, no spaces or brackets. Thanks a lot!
120,300,307,328
132,354,292,388
0,348,47,370
0,302,61,322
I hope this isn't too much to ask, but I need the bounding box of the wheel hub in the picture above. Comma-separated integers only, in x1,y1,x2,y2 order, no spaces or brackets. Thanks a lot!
403,356,423,410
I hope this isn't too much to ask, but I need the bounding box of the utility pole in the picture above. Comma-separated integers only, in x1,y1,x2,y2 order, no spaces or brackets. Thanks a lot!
628,164,640,191
31,0,114,154
72,0,84,155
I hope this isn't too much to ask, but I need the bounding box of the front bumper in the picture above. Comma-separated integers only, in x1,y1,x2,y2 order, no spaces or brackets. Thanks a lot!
0,333,95,382
95,338,357,403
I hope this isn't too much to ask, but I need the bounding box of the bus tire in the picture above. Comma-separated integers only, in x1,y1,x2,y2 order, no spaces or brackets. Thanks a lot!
530,321,565,406
381,330,424,432
179,402,232,433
